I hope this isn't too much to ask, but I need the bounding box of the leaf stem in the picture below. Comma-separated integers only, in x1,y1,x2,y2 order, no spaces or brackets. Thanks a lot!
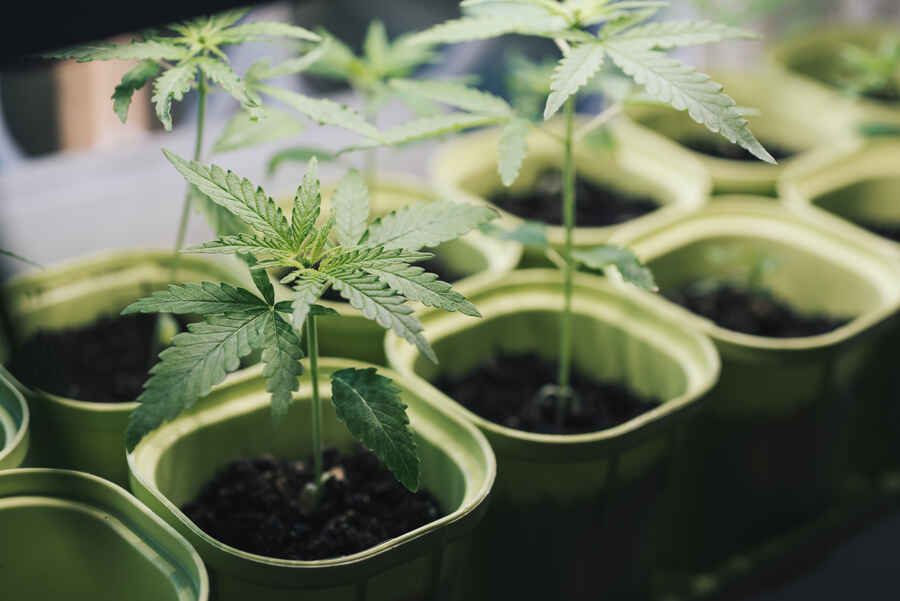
172,74,208,276
556,96,576,426
306,313,324,489
363,91,378,190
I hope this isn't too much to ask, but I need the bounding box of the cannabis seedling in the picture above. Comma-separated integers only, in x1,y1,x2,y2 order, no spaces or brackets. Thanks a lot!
122,152,496,494
402,0,774,420
839,36,900,103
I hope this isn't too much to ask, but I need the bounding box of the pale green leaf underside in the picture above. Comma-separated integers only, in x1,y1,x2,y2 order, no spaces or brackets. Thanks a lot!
389,78,512,117
246,43,328,82
152,62,196,131
405,15,575,46
572,245,657,291
331,170,370,247
330,367,419,491
498,118,530,186
184,233,289,256
213,108,305,154
613,20,757,49
544,44,606,120
378,113,505,147
364,263,481,317
365,201,497,252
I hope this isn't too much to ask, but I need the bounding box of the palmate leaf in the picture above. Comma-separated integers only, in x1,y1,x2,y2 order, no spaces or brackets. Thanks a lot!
612,20,757,49
185,233,288,257
163,149,294,244
261,312,304,420
389,79,512,117
292,158,322,246
322,247,433,271
216,22,320,44
195,57,261,117
572,245,657,291
324,269,437,363
213,108,305,154
603,42,775,163
112,60,160,123
121,281,267,315
544,44,607,119
257,84,381,141
364,201,498,252
330,367,419,491
292,277,328,329
44,40,190,62
125,309,270,451
364,263,481,317
331,170,370,247
152,62,197,131
498,118,530,186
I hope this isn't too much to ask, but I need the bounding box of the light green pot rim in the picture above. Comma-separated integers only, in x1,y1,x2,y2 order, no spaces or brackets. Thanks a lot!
610,198,900,352
127,358,496,582
386,269,721,456
3,248,245,415
429,119,711,248
0,371,29,470
0,467,210,599
778,137,900,255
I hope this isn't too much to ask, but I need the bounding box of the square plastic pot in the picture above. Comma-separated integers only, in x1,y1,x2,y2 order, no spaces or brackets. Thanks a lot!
0,370,29,470
625,70,840,195
272,174,522,366
429,119,710,266
127,358,495,601
610,199,900,567
0,468,208,600
1,249,245,486
385,270,720,599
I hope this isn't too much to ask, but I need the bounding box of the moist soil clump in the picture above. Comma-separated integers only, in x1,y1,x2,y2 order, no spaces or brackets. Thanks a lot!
433,352,660,435
665,282,850,337
7,313,176,403
488,169,660,227
183,447,442,560
680,136,796,162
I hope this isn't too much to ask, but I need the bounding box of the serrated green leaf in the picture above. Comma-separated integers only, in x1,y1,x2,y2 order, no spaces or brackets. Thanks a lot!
152,62,197,131
331,170,370,247
364,263,480,317
498,118,530,185
250,264,276,306
216,21,320,44
189,185,248,237
383,35,438,76
196,57,260,115
544,44,606,120
309,304,339,317
612,20,757,49
112,60,160,123
364,201,497,252
292,158,321,243
122,281,267,315
603,42,774,163
292,277,328,329
258,84,381,141
367,113,505,150
330,367,419,491
572,245,657,291
125,309,269,451
267,147,336,175
183,234,285,256
321,247,433,271
261,312,304,420
324,269,437,362
406,14,576,46
45,40,190,62
163,149,294,244
213,108,305,154
480,220,548,248
389,79,512,117
364,20,389,71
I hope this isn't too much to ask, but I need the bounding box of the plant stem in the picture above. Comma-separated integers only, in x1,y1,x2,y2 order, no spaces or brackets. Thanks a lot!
171,74,208,278
574,103,622,143
306,313,323,488
363,91,378,190
556,97,576,425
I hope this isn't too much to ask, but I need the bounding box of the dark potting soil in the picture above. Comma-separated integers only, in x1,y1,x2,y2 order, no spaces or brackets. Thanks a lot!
680,136,796,162
432,352,660,435
664,282,850,338
488,169,661,227
846,219,900,243
6,313,179,403
182,447,443,560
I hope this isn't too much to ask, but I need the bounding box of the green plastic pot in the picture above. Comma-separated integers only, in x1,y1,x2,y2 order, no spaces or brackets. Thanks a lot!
385,270,720,599
0,370,29,470
430,119,710,266
272,174,522,365
769,24,900,130
1,249,245,486
625,70,839,196
610,199,900,567
0,468,208,600
127,358,495,601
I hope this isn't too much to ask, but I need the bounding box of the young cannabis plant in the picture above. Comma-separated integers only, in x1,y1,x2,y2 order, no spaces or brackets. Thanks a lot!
122,152,496,493
839,37,900,103
44,8,322,244
400,0,774,415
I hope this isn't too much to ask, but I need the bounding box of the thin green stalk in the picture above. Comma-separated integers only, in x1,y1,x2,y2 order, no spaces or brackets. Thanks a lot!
363,91,378,189
171,74,208,275
306,313,323,488
556,97,576,425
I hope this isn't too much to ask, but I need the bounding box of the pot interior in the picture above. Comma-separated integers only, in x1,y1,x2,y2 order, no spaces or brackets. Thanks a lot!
413,307,689,406
647,235,880,319
811,176,900,233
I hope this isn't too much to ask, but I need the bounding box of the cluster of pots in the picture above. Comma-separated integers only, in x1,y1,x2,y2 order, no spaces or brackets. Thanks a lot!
2,25,900,600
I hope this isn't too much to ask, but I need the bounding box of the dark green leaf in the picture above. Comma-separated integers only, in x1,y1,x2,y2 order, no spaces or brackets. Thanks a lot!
112,60,160,123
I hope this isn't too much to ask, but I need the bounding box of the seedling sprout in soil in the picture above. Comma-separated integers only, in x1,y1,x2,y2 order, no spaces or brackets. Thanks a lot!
123,153,496,505
405,0,774,425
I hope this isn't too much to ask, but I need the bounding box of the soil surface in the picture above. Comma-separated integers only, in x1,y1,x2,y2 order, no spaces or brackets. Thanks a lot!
680,136,796,162
488,169,660,227
847,219,900,243
665,281,850,337
432,352,660,435
182,447,443,560
7,313,175,402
